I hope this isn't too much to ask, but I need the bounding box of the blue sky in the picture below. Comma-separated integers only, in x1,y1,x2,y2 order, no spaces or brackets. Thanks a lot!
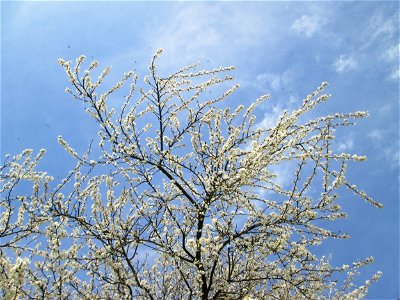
1,1,399,298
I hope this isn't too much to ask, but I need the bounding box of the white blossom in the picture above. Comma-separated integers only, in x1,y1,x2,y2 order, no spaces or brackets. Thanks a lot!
0,50,382,300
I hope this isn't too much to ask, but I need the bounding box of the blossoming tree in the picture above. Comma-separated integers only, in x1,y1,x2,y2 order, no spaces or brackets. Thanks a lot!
1,50,382,299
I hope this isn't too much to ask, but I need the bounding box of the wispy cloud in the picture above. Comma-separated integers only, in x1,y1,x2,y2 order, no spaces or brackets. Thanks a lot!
258,105,285,131
366,11,399,45
380,43,400,80
379,43,399,81
268,162,295,189
255,70,292,92
368,129,384,143
338,137,354,152
367,129,399,169
380,43,399,62
358,12,396,53
292,15,322,38
384,147,400,169
333,54,357,73
388,68,400,81
145,3,279,68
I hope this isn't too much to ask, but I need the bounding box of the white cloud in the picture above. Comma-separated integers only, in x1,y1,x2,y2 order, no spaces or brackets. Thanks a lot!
255,70,293,92
388,68,400,81
256,73,281,91
292,15,321,38
268,162,294,189
288,95,297,105
368,12,398,43
381,44,399,62
333,55,357,73
367,129,384,143
338,137,354,151
380,44,400,81
254,102,298,136
258,105,284,130
379,43,399,81
367,129,399,169
384,147,400,169
144,3,279,69
360,12,399,80
360,11,398,53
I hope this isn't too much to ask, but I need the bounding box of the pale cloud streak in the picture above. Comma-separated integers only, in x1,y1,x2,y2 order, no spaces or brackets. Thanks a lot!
379,44,399,81
358,11,398,54
338,137,354,152
366,11,398,45
333,54,357,73
292,15,322,38
144,3,279,69
258,105,284,131
380,43,399,62
255,70,293,92
384,147,400,169
368,129,384,143
367,129,399,169
388,68,400,81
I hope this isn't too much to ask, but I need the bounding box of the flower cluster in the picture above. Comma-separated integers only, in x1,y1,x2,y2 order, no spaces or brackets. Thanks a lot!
0,50,382,299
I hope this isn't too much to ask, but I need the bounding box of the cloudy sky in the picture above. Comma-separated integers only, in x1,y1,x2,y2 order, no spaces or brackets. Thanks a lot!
2,1,399,298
